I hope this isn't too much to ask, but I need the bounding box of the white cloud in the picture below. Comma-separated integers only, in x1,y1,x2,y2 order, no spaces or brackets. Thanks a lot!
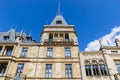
85,26,120,51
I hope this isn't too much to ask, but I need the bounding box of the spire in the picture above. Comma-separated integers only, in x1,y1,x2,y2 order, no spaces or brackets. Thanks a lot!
58,0,61,15
20,30,24,36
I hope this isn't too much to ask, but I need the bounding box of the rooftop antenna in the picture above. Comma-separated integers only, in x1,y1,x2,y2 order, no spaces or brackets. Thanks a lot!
58,0,61,15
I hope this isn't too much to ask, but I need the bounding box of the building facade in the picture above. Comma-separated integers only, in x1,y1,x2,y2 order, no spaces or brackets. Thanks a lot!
0,14,120,80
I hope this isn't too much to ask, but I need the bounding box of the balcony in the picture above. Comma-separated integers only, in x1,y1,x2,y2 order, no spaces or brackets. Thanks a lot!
44,39,74,46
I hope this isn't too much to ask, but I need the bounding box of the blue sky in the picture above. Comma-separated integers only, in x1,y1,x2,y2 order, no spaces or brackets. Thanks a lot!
0,0,120,51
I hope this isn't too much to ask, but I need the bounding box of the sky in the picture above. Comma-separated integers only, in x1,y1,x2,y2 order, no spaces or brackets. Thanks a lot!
0,0,120,51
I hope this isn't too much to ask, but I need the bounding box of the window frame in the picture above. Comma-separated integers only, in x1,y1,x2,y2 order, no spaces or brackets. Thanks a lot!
92,65,100,76
65,64,72,78
100,64,108,75
64,48,71,58
45,64,52,78
46,48,53,58
85,65,92,76
20,47,28,58
5,46,13,56
0,63,8,75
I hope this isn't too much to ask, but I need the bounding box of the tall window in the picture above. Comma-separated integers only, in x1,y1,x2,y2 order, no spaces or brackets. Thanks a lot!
92,65,99,76
0,63,7,75
85,65,92,76
46,48,53,58
0,46,2,53
45,64,52,78
65,48,71,58
65,34,69,41
100,64,107,75
16,63,24,76
116,63,120,74
49,33,53,42
20,48,28,58
5,47,13,56
65,64,72,78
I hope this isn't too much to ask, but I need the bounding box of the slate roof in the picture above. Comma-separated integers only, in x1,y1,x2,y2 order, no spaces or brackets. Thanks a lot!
0,29,35,43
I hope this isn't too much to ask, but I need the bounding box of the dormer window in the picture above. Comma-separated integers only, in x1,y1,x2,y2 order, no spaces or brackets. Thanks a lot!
4,36,9,41
56,20,62,25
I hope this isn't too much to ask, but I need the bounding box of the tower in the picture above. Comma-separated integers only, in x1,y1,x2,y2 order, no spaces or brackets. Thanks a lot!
39,14,81,79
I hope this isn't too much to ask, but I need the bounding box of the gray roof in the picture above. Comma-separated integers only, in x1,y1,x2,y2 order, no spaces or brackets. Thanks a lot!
0,29,35,43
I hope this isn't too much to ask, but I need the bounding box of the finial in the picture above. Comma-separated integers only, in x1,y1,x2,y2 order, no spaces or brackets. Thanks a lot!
20,29,24,36
29,30,32,37
58,0,61,15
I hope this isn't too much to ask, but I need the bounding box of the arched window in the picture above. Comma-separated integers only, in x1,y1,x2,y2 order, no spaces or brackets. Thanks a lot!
85,61,92,76
100,64,107,75
92,60,99,76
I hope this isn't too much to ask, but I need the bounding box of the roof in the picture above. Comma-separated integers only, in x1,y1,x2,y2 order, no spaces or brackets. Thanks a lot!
50,15,68,26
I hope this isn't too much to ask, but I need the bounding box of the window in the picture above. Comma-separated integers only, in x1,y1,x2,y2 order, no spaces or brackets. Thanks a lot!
26,37,31,42
0,46,2,53
111,51,118,54
5,47,13,56
60,34,63,38
4,36,9,41
56,20,62,24
0,63,7,75
46,48,53,58
65,64,72,78
54,34,58,38
65,48,71,58
116,63,120,74
15,63,24,77
20,48,28,58
45,64,52,78
49,33,53,42
100,64,107,75
92,65,99,76
85,65,92,76
65,34,69,41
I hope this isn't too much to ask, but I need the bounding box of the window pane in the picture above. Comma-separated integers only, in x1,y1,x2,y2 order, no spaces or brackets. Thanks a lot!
0,63,7,75
20,48,28,58
92,65,99,76
65,64,72,78
116,63,120,74
49,33,53,42
100,64,107,75
5,47,13,56
16,63,24,76
65,34,69,41
65,48,71,58
46,48,53,58
0,47,2,53
45,64,52,78
85,65,92,76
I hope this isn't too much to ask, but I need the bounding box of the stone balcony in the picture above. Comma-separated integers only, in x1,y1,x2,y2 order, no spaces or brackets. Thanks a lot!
44,39,74,46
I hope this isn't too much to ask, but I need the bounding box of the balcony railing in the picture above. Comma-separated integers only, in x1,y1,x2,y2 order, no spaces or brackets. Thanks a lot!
44,39,74,45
